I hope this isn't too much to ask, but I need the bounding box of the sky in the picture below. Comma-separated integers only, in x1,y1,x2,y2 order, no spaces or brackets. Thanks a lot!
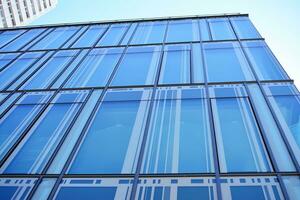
32,0,300,87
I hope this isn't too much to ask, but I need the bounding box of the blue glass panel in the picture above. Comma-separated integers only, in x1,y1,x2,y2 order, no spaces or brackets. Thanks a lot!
0,52,44,90
68,90,150,174
111,46,161,86
204,42,254,82
64,48,123,88
30,27,80,50
209,84,247,98
1,29,46,51
159,44,191,84
263,83,299,96
97,23,129,46
0,30,25,48
221,177,283,200
142,89,213,173
31,178,56,200
192,43,204,83
1,96,82,173
208,18,236,40
231,17,261,39
199,19,210,41
72,25,108,48
269,95,300,165
166,20,200,43
212,98,272,172
0,178,37,200
120,23,137,45
154,87,206,100
178,187,210,200
247,84,296,171
56,187,116,200
283,176,300,199
131,21,167,44
62,26,89,48
243,41,288,80
0,53,19,70
20,50,78,90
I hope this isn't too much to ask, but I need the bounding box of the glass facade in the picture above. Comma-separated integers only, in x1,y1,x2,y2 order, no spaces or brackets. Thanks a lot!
0,14,299,199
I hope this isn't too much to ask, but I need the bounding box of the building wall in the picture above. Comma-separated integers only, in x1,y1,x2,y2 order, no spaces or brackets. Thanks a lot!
0,14,299,199
0,0,57,28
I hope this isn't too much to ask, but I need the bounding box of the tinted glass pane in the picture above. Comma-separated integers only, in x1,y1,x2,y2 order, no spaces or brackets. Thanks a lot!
137,177,216,200
64,48,123,88
131,21,167,44
0,52,44,90
120,23,138,45
72,25,108,48
0,30,25,48
111,46,161,86
243,41,288,80
159,44,190,84
0,91,87,174
1,29,46,51
204,42,254,82
20,50,78,90
31,178,56,200
97,23,129,46
263,83,299,96
30,27,80,50
221,177,283,200
247,84,296,171
212,97,272,172
231,17,261,39
0,53,19,71
199,19,210,41
54,178,132,200
283,176,300,200
268,95,300,165
0,178,37,200
208,18,236,40
68,89,151,174
192,43,205,83
142,88,213,173
166,20,200,43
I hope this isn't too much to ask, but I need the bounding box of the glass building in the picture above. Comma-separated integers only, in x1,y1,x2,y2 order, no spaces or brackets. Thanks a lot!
0,13,299,200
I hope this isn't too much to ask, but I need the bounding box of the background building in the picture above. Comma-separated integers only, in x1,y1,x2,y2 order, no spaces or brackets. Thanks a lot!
0,0,58,28
0,14,299,199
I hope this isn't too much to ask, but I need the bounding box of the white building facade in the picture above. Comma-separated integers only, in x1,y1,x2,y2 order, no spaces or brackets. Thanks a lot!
0,0,57,28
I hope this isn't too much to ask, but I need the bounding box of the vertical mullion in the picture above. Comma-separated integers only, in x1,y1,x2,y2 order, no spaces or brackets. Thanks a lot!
46,22,140,200
205,18,213,41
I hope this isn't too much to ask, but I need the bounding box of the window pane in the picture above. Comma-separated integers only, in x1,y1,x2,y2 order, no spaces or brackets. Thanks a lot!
204,42,254,82
199,19,210,41
166,20,200,43
263,83,299,96
211,97,272,172
159,44,190,84
243,41,288,80
54,178,132,200
0,53,19,71
208,18,236,40
111,46,161,86
247,84,296,171
231,17,261,39
97,23,129,46
0,52,44,90
268,95,300,165
30,27,80,50
1,29,46,51
283,176,300,200
64,48,123,88
221,177,283,200
131,21,167,44
0,30,25,48
192,43,205,83
0,92,52,161
72,25,108,48
32,178,56,200
142,87,214,173
120,23,138,45
0,91,88,174
137,177,216,200
62,26,89,48
68,89,151,174
0,178,37,199
20,50,78,90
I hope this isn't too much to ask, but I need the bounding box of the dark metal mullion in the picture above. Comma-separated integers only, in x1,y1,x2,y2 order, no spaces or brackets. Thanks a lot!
129,20,169,200
199,22,223,199
189,43,193,83
26,89,94,200
205,18,213,41
46,23,140,200
227,17,296,200
244,84,290,200
228,17,300,172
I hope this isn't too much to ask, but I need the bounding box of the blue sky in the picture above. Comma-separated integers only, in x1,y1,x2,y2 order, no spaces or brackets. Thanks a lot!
32,0,300,87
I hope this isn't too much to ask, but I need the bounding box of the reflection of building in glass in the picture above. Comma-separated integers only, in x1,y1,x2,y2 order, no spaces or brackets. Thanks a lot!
0,0,58,28
0,14,299,199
